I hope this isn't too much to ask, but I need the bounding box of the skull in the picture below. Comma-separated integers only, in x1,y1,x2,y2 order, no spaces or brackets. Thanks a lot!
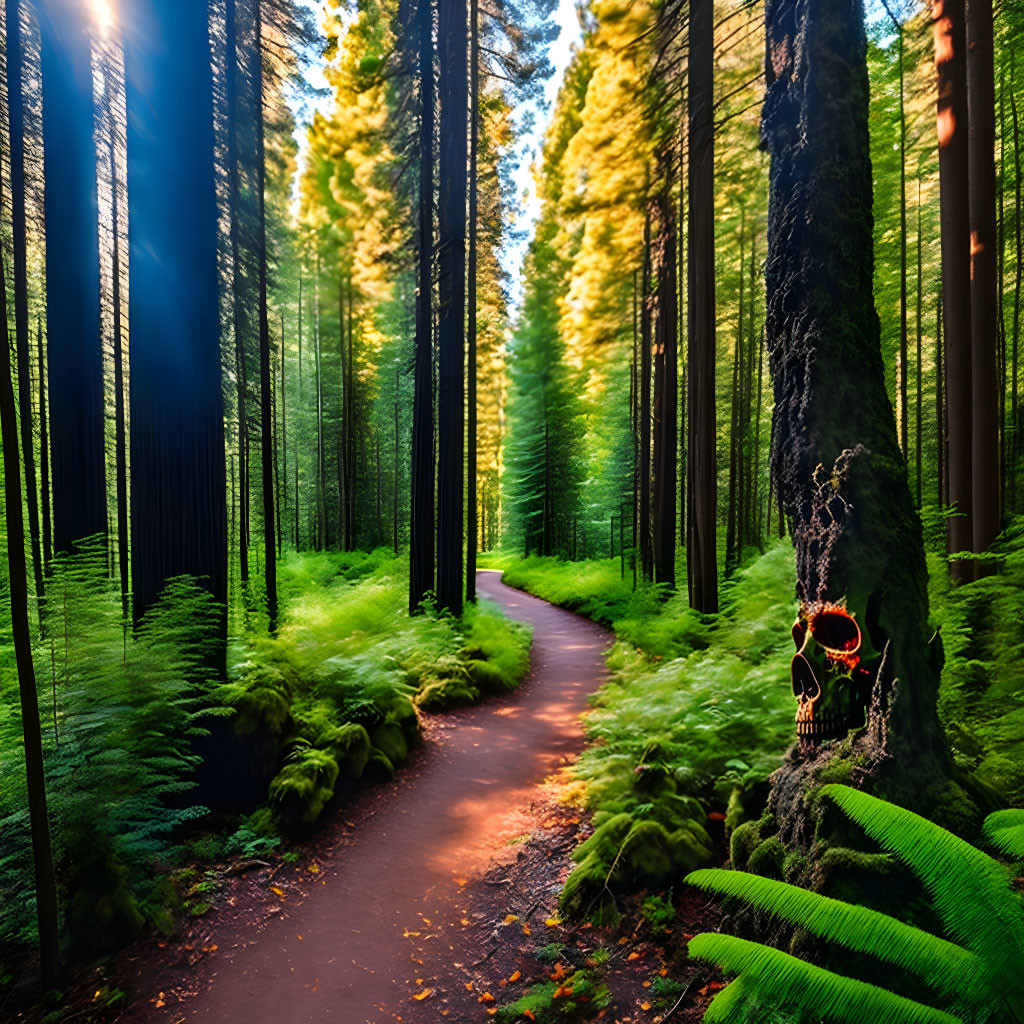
790,601,876,744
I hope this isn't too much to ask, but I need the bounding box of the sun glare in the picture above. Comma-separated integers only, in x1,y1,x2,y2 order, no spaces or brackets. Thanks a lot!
90,0,113,35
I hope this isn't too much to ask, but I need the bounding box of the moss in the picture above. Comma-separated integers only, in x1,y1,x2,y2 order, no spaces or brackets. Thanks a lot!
415,675,480,710
747,835,786,879
269,745,341,826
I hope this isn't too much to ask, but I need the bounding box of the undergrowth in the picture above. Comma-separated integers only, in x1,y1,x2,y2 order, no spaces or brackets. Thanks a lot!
496,545,796,917
0,544,530,971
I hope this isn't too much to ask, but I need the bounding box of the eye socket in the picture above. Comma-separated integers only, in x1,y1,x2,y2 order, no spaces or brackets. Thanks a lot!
792,620,807,650
791,652,821,701
810,608,861,654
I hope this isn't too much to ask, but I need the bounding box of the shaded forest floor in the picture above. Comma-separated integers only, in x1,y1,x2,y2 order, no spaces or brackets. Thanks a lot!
21,573,721,1024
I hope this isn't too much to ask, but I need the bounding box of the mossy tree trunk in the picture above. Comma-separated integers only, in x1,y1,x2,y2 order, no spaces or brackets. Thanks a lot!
762,0,952,812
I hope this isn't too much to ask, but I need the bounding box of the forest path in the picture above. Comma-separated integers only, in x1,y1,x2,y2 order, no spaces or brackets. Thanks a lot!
136,570,610,1024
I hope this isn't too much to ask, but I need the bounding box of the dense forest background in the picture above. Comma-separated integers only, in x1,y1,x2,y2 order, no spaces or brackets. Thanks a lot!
2,0,1024,1021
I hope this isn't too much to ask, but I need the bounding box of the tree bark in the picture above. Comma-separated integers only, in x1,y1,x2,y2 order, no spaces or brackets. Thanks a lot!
410,0,435,612
254,0,277,629
763,0,946,775
436,0,467,616
466,0,479,604
0,133,63,993
687,0,718,613
295,272,303,550
124,0,227,626
934,0,974,575
39,0,105,555
1013,56,1022,515
653,175,678,591
640,216,653,584
36,319,51,568
5,0,45,615
966,0,1000,561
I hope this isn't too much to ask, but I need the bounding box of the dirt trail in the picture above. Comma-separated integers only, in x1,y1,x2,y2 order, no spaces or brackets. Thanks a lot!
137,570,610,1024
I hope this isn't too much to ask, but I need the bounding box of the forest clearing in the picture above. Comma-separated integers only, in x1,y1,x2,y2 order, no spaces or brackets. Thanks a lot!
2,0,1024,1023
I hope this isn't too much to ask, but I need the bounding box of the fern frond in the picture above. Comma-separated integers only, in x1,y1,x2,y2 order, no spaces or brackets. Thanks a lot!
983,808,1024,859
685,868,982,1006
688,933,962,1024
822,785,1024,1014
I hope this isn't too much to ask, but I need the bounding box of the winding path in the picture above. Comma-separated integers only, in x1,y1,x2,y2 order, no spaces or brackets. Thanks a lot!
146,570,610,1023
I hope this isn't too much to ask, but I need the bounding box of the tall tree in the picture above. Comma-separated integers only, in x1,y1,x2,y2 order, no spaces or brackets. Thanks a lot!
966,0,1000,560
5,0,46,612
763,0,948,783
436,0,468,616
123,0,228,626
38,0,106,554
254,0,278,628
410,0,435,613
466,0,480,604
687,0,718,613
0,146,63,994
934,0,974,576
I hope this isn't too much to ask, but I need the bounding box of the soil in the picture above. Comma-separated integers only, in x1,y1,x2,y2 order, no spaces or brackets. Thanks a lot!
10,572,721,1024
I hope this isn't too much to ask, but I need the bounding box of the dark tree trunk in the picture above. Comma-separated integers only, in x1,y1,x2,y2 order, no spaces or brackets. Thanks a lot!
108,129,129,614
394,363,400,554
0,142,63,993
640,216,653,584
39,0,105,555
1013,56,1022,515
966,0,1000,559
934,0,974,575
338,284,347,550
726,301,740,573
895,21,909,457
314,275,326,550
410,0,435,612
278,310,285,556
937,292,946,506
226,0,250,586
687,0,718,613
36,320,51,568
5,0,45,614
124,0,227,631
466,0,479,604
346,279,356,550
254,0,277,628
763,0,947,784
916,180,924,507
295,273,303,550
653,174,678,591
436,0,467,616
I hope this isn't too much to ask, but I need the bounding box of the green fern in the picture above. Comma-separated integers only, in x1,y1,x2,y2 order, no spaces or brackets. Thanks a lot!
685,785,1024,1023
688,935,960,1024
983,808,1024,858
686,869,982,1008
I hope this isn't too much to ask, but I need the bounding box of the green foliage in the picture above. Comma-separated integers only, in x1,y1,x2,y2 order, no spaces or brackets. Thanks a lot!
685,786,1024,1024
639,892,676,931
0,540,221,957
933,517,1024,802
493,967,612,1023
532,546,796,912
984,808,1024,858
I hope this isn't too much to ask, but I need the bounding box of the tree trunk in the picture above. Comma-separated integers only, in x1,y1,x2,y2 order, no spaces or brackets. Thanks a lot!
896,23,909,457
5,0,45,615
108,128,129,615
225,0,249,587
124,0,227,626
763,0,947,783
36,319,51,568
410,0,435,612
394,363,400,554
937,292,946,506
687,0,718,613
436,0,467,616
295,273,303,550
916,179,924,507
253,0,277,629
39,0,105,555
0,133,63,993
640,216,653,584
966,0,1000,561
278,310,285,555
653,175,678,591
934,0,974,575
338,283,348,549
1013,55,1022,515
466,0,479,604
